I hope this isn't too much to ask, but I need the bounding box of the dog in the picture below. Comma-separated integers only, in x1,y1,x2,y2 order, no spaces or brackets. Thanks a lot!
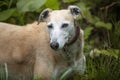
0,5,86,80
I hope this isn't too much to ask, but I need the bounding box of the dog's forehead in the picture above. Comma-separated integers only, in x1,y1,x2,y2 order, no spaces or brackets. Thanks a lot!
49,10,74,22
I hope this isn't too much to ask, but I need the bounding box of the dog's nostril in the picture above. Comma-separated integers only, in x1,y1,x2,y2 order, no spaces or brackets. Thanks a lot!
50,42,59,50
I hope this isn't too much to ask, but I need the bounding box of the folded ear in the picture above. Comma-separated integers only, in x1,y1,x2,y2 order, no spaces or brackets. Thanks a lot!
68,5,81,19
38,8,52,24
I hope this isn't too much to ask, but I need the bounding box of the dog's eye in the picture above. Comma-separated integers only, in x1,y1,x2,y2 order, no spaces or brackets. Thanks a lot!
47,25,53,29
61,23,69,28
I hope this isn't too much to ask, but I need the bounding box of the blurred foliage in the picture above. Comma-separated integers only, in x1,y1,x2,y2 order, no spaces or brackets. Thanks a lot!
0,0,120,80
17,0,47,13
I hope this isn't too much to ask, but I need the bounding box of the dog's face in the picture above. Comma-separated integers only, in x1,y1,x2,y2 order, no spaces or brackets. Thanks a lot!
38,6,81,50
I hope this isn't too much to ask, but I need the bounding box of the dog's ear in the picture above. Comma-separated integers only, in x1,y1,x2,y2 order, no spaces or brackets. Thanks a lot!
38,8,52,24
68,5,81,19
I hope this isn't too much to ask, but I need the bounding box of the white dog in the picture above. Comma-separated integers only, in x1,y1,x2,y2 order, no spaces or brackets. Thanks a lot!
0,5,86,80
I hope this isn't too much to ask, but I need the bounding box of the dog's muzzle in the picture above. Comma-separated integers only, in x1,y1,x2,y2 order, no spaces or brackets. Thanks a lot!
50,42,59,50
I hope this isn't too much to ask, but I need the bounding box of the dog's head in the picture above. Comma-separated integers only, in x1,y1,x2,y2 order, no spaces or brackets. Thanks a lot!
38,5,81,50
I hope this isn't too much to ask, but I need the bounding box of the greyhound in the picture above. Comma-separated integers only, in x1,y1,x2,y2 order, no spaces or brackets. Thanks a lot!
0,5,86,80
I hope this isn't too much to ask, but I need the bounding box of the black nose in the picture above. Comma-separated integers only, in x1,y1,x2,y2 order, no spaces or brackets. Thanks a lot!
50,42,59,50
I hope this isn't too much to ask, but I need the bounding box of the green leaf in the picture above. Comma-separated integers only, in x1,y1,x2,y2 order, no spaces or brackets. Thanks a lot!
17,0,47,13
63,0,77,3
105,23,112,30
95,21,105,27
45,0,59,10
94,48,119,59
84,27,93,40
0,8,15,21
95,21,112,30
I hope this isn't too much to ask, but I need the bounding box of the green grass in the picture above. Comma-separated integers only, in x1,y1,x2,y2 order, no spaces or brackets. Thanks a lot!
70,55,120,80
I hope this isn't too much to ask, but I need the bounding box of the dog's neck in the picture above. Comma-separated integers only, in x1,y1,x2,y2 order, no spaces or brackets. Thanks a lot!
64,21,80,62
64,43,80,63
55,35,80,66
